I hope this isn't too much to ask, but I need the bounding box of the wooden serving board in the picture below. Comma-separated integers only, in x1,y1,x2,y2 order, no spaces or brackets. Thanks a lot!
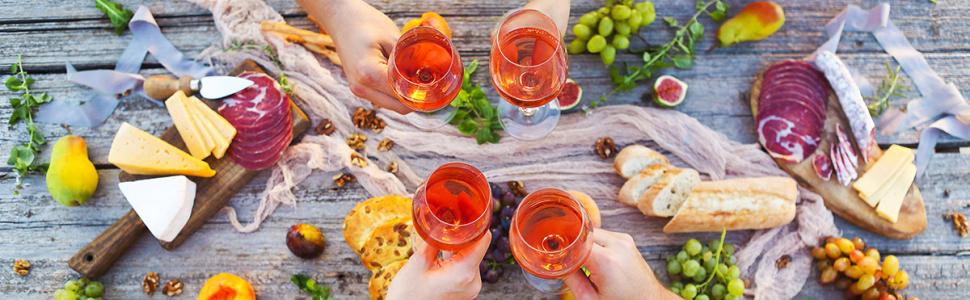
68,60,311,278
750,68,927,240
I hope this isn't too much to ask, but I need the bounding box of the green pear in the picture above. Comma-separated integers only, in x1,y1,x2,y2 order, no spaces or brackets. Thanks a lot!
46,135,99,206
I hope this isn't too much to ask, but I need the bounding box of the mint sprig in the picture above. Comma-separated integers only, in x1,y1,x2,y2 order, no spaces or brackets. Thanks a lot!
291,274,333,300
5,55,52,193
94,0,134,35
449,60,502,144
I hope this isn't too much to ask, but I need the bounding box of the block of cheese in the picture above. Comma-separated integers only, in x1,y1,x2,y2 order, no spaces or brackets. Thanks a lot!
180,94,217,157
184,95,236,158
875,163,917,223
853,145,913,201
166,91,213,159
108,122,216,177
119,176,195,242
863,159,911,207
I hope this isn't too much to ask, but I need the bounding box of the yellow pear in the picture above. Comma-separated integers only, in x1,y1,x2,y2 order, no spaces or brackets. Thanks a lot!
46,135,99,206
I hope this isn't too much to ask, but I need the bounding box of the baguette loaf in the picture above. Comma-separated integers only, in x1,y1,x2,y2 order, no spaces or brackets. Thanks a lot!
614,145,669,178
663,177,798,233
617,164,670,206
637,168,700,217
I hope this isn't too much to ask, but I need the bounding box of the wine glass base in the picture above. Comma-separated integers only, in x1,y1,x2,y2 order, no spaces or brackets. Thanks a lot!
520,268,568,294
406,105,455,129
498,99,561,140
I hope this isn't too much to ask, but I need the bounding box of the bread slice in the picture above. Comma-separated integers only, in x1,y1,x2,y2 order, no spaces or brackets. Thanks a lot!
360,217,415,271
369,259,406,300
663,177,798,233
617,164,670,206
343,195,412,255
637,168,700,217
614,145,669,178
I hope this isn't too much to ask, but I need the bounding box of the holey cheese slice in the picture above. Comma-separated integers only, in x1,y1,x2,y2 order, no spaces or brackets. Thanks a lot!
119,176,196,242
108,123,216,177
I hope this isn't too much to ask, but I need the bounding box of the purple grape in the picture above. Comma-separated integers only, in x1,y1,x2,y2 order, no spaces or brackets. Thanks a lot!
480,261,489,275
492,198,501,214
500,206,515,219
501,192,516,207
490,227,502,245
501,217,512,231
483,268,500,283
489,182,503,199
491,248,507,264
497,236,511,253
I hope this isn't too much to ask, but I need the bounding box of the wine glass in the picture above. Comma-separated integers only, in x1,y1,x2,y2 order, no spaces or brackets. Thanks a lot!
412,162,492,251
510,187,592,294
489,9,568,140
388,26,464,129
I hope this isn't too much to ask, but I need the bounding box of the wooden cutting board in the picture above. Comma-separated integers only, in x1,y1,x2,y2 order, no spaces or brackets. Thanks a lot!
68,60,311,278
750,67,927,240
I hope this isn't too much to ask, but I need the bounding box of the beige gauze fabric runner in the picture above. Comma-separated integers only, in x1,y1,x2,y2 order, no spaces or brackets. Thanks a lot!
189,0,838,298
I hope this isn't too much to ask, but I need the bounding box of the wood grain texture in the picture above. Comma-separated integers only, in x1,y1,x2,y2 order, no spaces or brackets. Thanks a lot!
1,0,969,299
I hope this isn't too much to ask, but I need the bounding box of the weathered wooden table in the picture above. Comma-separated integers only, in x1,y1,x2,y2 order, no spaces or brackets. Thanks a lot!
1,0,968,299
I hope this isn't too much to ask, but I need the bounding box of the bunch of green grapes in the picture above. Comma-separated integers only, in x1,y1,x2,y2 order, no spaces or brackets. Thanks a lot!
811,236,917,300
54,278,105,300
663,237,744,300
568,0,657,66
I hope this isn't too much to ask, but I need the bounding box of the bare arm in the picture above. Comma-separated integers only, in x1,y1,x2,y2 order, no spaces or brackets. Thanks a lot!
523,0,571,36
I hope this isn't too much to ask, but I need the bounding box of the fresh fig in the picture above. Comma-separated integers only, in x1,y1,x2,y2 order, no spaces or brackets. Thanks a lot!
286,223,326,259
558,79,583,110
653,75,688,108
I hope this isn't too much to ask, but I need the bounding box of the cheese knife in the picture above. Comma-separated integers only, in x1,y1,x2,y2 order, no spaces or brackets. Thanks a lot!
144,75,254,100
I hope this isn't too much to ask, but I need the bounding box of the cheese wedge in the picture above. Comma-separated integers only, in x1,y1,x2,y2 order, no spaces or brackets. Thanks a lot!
184,95,236,158
853,145,913,201
178,94,217,157
108,123,216,177
166,91,212,159
119,176,195,242
875,163,917,223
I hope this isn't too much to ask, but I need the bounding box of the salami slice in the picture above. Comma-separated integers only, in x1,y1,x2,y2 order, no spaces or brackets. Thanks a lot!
760,81,827,110
759,89,826,123
231,117,293,154
232,107,292,145
831,145,849,186
835,124,859,169
229,130,293,170
813,147,833,181
757,114,821,163
217,71,295,170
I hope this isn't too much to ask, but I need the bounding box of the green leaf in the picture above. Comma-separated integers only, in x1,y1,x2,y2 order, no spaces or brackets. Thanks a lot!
711,1,729,21
94,0,134,35
5,76,23,91
457,119,478,135
291,274,309,289
642,52,652,63
688,22,705,41
9,63,17,74
663,17,679,28
672,55,694,69
475,127,493,144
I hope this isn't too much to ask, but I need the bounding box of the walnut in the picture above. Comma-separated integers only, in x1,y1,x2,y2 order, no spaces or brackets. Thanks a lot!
143,272,160,296
594,137,617,159
162,279,183,297
775,255,791,269
12,259,30,277
377,138,394,152
352,107,387,132
945,212,969,237
351,153,368,168
314,118,336,136
386,161,398,174
347,133,367,151
508,181,527,197
333,173,356,188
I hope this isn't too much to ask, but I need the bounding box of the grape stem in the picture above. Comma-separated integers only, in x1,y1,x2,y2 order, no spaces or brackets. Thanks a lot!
698,228,727,293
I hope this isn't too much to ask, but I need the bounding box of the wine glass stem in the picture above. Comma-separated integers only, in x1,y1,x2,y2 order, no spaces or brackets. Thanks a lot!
519,107,539,117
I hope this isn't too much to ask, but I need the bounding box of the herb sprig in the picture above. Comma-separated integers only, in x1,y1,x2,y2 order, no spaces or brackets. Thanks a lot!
592,0,727,107
5,55,52,192
94,0,134,35
291,274,333,300
449,60,502,144
866,61,910,117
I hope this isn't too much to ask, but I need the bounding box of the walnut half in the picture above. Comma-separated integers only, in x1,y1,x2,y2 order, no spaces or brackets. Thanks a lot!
594,137,617,159
143,272,160,296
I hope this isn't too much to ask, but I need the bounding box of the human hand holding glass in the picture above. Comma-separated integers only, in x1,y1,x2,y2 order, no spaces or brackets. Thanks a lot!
563,229,681,300
386,231,492,300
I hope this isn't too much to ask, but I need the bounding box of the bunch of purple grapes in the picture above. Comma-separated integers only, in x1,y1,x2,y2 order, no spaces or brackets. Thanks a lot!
480,182,524,283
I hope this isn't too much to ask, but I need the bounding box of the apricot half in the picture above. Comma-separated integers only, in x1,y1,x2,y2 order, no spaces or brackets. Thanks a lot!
402,12,452,38
197,273,255,300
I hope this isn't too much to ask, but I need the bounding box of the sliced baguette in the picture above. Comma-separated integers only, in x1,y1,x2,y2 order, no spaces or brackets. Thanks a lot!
663,177,798,233
614,145,669,178
637,168,700,217
617,164,670,206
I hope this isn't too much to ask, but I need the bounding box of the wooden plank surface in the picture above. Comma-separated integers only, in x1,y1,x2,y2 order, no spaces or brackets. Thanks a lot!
1,0,969,299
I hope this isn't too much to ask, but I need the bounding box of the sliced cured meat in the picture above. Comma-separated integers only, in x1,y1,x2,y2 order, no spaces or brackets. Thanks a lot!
837,139,858,181
760,81,826,109
232,107,292,145
763,71,829,97
831,145,849,186
218,71,295,170
759,90,826,123
813,147,832,181
759,99,824,133
757,114,821,163
229,130,293,170
835,124,859,168
231,118,293,154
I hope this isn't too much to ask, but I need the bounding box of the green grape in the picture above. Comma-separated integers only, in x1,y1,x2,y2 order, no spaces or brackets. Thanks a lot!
726,255,737,265
682,260,701,277
724,295,741,300
84,281,104,297
723,244,735,256
586,35,607,53
64,280,82,293
600,45,616,65
680,283,698,300
54,289,79,300
708,240,721,252
615,22,631,36
597,7,610,16
622,0,634,6
670,281,684,290
612,35,630,50
727,265,741,280
579,12,600,27
685,239,703,256
727,278,744,296
568,39,587,54
703,258,716,273
692,267,706,283
639,2,656,26
711,283,726,299
717,263,729,276
611,5,632,21
676,250,689,262
598,17,614,36
696,295,711,300
702,250,713,261
573,24,592,40
670,286,681,295
667,259,683,275
634,1,650,11
628,11,643,29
